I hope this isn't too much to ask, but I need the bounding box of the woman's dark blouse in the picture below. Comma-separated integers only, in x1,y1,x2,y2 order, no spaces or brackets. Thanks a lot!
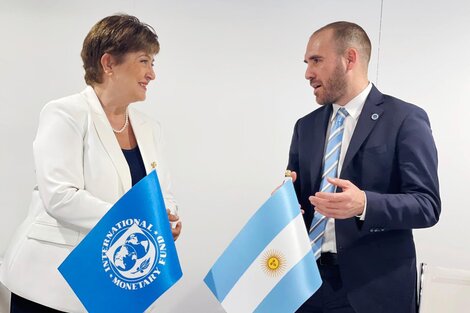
122,146,146,186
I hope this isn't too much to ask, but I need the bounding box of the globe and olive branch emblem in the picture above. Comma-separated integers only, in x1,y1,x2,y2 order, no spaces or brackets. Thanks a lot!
105,222,158,281
133,258,151,274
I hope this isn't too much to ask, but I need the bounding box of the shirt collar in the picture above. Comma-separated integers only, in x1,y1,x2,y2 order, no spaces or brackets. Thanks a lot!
331,82,373,121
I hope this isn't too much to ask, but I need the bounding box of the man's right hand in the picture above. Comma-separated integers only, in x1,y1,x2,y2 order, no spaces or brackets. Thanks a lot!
271,171,303,213
271,171,297,195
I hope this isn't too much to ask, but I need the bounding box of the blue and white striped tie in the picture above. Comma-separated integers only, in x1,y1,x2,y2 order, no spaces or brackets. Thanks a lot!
309,107,348,259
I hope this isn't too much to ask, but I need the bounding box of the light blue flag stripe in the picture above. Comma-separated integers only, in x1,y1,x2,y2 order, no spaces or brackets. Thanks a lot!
204,181,300,302
254,251,322,313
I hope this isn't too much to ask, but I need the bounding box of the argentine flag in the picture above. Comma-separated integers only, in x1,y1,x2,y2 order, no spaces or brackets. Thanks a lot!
59,170,182,313
204,180,322,313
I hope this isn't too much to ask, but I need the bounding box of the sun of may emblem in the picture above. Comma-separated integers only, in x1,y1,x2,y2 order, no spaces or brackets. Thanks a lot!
261,250,287,277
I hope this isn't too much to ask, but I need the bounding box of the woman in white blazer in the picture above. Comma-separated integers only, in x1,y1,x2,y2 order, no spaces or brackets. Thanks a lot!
0,14,181,313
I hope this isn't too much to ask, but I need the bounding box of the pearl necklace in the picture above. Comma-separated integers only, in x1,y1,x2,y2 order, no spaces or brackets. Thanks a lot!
112,110,129,134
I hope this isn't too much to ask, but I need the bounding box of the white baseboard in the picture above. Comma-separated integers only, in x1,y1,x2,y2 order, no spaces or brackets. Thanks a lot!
418,263,470,313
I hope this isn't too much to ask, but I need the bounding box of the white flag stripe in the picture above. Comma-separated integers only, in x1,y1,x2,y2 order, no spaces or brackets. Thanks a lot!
221,214,311,313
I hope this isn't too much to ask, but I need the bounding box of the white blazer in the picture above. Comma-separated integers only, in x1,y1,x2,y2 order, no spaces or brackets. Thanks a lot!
0,86,176,312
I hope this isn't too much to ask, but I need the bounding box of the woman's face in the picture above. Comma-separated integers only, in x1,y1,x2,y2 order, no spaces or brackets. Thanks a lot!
110,51,156,103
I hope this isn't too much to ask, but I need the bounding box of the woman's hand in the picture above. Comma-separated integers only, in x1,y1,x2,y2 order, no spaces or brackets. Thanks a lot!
167,209,182,241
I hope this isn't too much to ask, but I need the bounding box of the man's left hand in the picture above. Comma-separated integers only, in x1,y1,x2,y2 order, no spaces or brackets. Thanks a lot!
309,178,365,219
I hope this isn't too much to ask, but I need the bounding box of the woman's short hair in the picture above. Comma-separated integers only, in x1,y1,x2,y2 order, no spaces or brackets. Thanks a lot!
81,14,160,85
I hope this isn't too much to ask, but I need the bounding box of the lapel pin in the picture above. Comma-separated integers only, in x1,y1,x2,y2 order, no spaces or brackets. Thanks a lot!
371,113,379,120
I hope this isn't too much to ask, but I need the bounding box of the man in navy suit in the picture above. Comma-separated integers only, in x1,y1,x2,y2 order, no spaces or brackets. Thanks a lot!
289,21,440,313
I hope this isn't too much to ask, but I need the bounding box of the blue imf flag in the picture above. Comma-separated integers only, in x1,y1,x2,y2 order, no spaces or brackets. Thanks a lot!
59,170,182,313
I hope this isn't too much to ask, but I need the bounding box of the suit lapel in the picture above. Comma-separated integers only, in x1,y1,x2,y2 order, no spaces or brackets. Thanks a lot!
341,85,385,174
129,109,158,174
82,87,132,192
309,105,332,191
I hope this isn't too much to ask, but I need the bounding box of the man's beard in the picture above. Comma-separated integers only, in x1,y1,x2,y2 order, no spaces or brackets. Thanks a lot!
316,63,347,105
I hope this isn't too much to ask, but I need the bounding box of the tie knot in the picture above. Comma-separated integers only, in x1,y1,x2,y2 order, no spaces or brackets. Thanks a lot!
335,108,348,124
337,107,348,118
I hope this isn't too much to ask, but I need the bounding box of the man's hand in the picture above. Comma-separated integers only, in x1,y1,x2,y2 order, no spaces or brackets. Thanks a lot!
271,171,303,214
271,171,297,195
309,177,365,219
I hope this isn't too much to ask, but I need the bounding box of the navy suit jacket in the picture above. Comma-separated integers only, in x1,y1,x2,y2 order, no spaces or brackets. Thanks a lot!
288,85,440,313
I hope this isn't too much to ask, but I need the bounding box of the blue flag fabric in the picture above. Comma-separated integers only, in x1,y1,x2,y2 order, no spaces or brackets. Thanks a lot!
204,180,322,313
59,170,182,313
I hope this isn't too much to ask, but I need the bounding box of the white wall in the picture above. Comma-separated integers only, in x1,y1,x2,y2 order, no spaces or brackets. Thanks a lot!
1,0,469,312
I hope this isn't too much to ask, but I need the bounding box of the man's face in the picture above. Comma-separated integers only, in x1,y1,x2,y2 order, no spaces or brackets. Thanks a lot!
304,30,348,106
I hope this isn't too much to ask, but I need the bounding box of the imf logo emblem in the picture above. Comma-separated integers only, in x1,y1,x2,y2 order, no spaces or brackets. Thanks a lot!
101,219,167,290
